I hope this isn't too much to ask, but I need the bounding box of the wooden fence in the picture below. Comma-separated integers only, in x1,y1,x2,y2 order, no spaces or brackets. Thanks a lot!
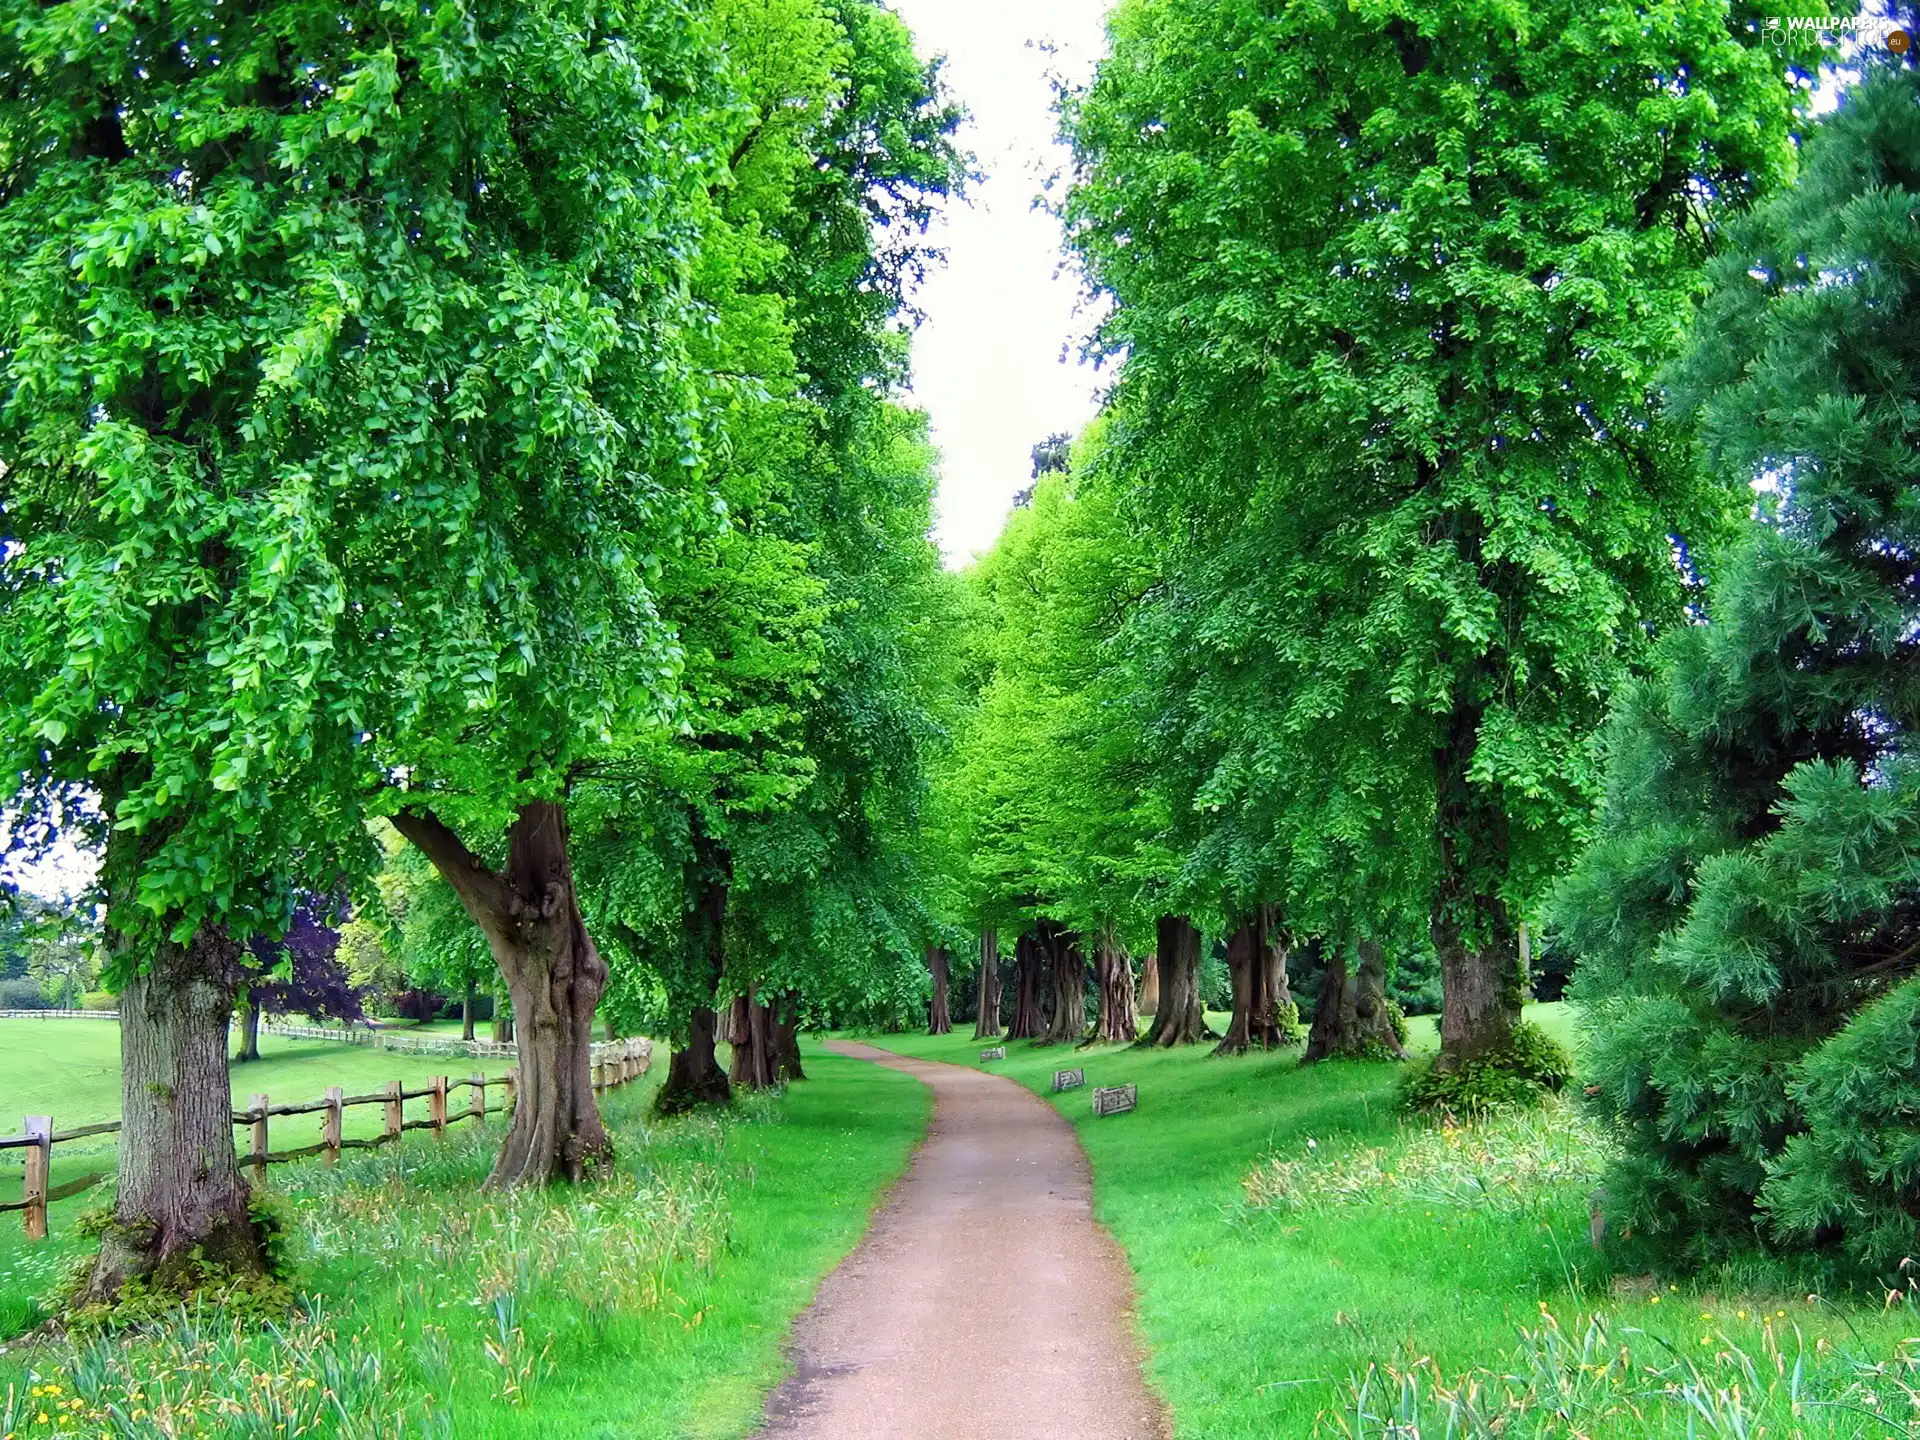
0,1037,652,1240
0,1009,119,1020
258,1021,523,1059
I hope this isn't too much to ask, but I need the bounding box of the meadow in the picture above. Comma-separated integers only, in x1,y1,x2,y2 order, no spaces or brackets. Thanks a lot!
0,1027,928,1439
866,1005,1920,1439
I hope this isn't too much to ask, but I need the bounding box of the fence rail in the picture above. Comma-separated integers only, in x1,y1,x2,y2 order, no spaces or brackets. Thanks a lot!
1,1037,652,1239
0,1009,118,1020
258,1022,523,1059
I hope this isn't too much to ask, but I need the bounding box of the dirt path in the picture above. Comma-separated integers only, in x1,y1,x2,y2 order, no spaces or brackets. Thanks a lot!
752,1041,1167,1440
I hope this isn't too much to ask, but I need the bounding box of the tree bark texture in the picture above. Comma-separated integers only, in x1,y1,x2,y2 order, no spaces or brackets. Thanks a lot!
1431,690,1524,1071
1213,905,1297,1056
83,925,267,1304
1304,937,1406,1062
1007,929,1044,1040
234,993,262,1063
1037,922,1086,1046
1091,932,1136,1044
972,928,1002,1039
728,987,781,1090
1138,952,1159,1016
462,977,477,1043
657,847,733,1113
926,944,952,1035
1137,915,1208,1047
773,992,806,1081
391,801,610,1185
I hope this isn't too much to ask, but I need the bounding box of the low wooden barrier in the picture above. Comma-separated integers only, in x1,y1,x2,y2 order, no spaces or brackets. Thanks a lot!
1092,1083,1137,1117
980,1047,1006,1061
1053,1068,1085,1092
0,1037,652,1238
0,1009,118,1020
260,1022,522,1059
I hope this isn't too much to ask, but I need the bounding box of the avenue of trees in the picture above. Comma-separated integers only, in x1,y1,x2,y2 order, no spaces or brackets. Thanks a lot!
0,0,961,1303
924,3,1916,1280
0,0,1913,1311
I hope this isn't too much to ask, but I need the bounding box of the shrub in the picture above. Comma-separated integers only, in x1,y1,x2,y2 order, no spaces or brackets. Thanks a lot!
1400,1021,1571,1117
80,990,117,1013
0,977,52,1010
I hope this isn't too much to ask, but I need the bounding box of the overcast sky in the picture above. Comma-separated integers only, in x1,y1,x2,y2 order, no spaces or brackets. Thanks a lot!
888,0,1114,566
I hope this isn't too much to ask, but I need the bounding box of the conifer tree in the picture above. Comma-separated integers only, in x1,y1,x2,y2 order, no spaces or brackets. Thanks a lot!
1554,45,1920,1271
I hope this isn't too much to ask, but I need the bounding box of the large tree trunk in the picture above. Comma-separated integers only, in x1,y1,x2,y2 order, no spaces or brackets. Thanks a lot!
1304,937,1406,1062
1431,684,1524,1071
391,802,610,1186
1037,923,1086,1046
926,945,952,1035
82,924,268,1305
1090,931,1136,1044
1214,906,1296,1056
1138,952,1159,1016
657,840,732,1113
461,977,477,1043
728,987,782,1090
1137,915,1208,1047
1006,930,1044,1039
973,928,1002,1038
234,991,262,1062
773,992,806,1082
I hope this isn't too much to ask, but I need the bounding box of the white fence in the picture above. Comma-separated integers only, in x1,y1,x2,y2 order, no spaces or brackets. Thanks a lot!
0,1009,118,1020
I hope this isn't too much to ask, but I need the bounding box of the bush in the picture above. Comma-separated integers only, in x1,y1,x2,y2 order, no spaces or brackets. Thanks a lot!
1400,1021,1571,1117
81,990,117,1013
0,978,52,1010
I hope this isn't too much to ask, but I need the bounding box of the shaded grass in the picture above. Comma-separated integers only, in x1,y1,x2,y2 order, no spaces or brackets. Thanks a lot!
0,1041,929,1439
862,1002,1918,1437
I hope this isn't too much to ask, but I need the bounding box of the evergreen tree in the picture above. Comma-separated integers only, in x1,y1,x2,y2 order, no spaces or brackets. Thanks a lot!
1554,47,1920,1273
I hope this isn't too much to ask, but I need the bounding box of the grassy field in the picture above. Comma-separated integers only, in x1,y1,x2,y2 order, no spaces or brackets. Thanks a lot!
0,1018,522,1214
863,1004,1920,1438
0,1032,930,1440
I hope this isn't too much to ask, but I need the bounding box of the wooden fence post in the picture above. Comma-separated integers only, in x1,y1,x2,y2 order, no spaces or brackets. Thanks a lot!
429,1076,448,1136
384,1080,403,1141
322,1086,343,1166
249,1094,269,1181
503,1067,517,1115
23,1117,50,1241
469,1072,485,1120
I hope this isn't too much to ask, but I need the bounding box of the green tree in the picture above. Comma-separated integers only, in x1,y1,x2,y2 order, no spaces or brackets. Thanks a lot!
1553,49,1920,1274
1062,0,1813,1085
0,0,731,1293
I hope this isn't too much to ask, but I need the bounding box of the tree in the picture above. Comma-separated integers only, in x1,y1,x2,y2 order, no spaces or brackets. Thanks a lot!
1553,49,1920,1273
1213,906,1299,1056
926,945,953,1034
0,0,730,1295
973,929,1003,1038
1302,938,1405,1063
1138,914,1207,1048
235,905,365,1063
1062,0,1815,1089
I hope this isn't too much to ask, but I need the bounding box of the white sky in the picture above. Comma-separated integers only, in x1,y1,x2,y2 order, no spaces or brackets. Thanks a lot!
889,0,1114,566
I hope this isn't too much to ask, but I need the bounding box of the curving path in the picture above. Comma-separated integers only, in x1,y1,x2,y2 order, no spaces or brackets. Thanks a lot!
753,1040,1167,1440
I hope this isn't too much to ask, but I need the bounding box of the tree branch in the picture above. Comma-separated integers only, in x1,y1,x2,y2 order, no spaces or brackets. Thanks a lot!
389,808,515,925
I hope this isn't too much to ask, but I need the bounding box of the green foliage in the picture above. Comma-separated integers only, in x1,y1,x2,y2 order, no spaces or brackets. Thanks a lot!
1552,55,1920,1277
1048,0,1814,1055
1400,1022,1572,1116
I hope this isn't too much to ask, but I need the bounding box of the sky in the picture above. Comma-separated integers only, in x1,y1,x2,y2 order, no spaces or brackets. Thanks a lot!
886,0,1115,566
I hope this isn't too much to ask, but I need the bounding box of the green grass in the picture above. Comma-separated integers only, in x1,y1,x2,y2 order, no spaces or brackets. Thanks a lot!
861,1003,1920,1438
0,1037,929,1440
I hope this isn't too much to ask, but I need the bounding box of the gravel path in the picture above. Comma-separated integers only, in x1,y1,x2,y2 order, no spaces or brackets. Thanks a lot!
752,1040,1167,1440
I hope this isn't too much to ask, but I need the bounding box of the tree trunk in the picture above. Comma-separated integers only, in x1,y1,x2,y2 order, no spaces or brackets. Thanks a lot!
1432,688,1523,1071
234,992,262,1063
1037,923,1086,1046
1090,931,1136,1044
656,843,732,1113
728,987,782,1090
461,977,476,1043
773,992,806,1081
391,801,610,1186
82,924,268,1305
1138,952,1159,1016
972,929,1002,1039
926,945,952,1035
1214,906,1295,1056
1304,937,1406,1062
1137,915,1208,1047
1006,929,1044,1040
